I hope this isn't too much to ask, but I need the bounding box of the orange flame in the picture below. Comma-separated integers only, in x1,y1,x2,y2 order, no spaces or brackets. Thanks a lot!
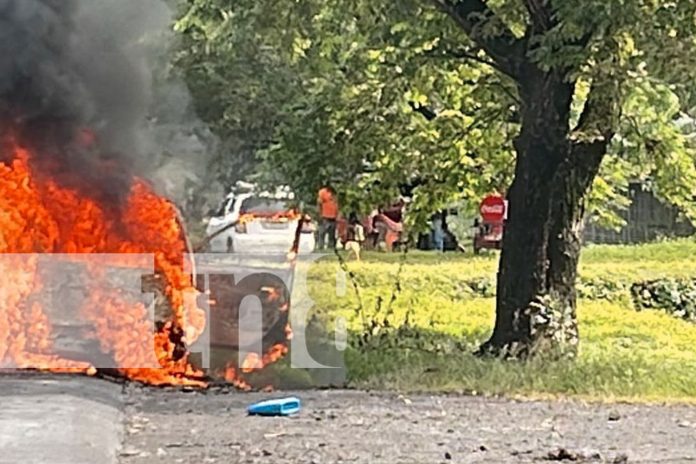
224,365,252,391
241,353,263,373
0,138,205,386
221,342,290,390
1,135,291,389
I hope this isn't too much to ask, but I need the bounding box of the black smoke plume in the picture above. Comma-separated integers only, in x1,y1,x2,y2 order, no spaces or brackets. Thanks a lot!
0,0,205,206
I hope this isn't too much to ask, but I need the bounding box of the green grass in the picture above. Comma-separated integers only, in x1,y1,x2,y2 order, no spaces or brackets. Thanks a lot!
298,239,696,402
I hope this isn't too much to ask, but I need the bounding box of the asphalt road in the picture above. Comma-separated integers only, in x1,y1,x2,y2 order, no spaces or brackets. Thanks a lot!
118,387,696,464
0,375,123,464
3,375,696,464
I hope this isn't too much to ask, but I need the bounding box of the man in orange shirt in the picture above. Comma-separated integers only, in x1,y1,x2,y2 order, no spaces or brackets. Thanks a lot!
316,184,338,250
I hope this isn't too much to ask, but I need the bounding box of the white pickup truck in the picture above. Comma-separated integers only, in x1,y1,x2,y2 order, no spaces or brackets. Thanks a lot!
206,183,315,254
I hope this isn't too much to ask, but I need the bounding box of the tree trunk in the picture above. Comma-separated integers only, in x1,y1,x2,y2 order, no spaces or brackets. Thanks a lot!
479,67,607,358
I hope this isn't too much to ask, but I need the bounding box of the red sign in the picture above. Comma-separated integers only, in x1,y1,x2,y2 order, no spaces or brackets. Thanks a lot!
480,195,507,223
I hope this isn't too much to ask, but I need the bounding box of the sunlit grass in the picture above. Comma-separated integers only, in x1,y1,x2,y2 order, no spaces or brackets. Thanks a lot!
342,299,696,401
300,240,696,401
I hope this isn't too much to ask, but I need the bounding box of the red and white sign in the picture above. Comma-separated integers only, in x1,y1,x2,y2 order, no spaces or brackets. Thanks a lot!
480,194,507,223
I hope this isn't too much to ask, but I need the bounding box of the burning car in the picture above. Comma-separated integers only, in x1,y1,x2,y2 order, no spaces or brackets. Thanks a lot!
206,183,315,254
0,138,295,389
0,1,295,390
0,136,209,386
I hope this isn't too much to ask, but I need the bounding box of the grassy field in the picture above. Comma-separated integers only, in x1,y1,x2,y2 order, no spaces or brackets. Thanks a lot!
298,240,696,402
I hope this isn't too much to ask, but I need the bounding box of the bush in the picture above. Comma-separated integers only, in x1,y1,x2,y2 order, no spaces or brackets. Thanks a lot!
631,278,696,321
576,277,630,301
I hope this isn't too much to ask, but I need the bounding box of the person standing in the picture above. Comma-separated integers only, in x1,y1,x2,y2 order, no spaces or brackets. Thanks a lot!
316,184,338,250
344,212,365,260
376,199,405,251
431,211,445,252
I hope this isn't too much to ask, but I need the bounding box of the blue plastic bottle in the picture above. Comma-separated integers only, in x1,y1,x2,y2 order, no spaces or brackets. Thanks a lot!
247,397,301,416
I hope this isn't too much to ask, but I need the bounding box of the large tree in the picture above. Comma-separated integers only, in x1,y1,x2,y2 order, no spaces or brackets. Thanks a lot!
175,0,696,355
431,0,696,356
175,0,520,218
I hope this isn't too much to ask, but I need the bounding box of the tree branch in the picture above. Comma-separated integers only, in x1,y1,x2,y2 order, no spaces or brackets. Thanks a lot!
521,0,554,34
569,77,621,186
487,79,522,106
409,102,438,121
430,0,526,77
424,45,499,69
572,80,620,143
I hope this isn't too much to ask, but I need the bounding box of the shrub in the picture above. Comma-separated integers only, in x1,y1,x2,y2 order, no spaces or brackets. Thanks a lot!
631,278,696,321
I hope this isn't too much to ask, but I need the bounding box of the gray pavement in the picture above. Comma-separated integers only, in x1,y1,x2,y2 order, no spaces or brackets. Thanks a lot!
120,387,696,464
0,375,123,464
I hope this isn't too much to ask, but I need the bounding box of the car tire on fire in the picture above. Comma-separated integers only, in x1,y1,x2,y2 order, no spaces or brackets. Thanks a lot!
207,271,292,353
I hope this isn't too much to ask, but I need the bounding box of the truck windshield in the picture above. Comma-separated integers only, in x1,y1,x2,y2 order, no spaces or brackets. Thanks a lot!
240,197,291,215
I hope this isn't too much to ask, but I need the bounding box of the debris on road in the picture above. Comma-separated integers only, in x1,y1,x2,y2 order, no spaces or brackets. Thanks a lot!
544,447,603,462
248,397,301,416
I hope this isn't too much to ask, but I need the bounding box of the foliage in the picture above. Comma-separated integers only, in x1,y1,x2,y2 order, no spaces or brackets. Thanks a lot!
172,0,518,221
173,0,696,231
576,277,628,302
607,80,696,223
172,0,303,188
631,279,696,322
